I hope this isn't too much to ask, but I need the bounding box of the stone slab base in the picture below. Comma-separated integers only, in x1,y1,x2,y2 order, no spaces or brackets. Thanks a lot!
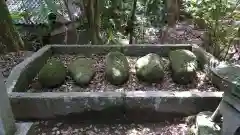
15,122,34,135
220,100,240,135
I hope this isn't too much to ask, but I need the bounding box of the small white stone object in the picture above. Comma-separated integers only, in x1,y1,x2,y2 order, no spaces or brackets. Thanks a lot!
52,127,58,131
56,130,60,135
196,111,221,135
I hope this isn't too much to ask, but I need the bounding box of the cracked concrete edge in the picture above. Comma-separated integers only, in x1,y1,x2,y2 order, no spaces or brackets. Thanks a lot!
14,122,34,135
9,91,223,120
6,46,53,93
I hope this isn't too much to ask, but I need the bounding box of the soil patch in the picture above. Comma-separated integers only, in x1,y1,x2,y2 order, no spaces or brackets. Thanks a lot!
0,51,33,81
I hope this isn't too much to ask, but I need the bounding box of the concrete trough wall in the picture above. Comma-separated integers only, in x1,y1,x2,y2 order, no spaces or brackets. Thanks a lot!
6,46,52,93
51,44,192,56
192,44,234,93
192,44,220,71
6,44,223,120
10,91,222,120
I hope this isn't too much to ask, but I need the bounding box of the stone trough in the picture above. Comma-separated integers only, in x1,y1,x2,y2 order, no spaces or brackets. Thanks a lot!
6,44,223,121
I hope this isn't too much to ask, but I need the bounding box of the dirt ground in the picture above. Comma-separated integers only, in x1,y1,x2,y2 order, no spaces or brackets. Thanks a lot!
33,119,194,135
0,51,34,81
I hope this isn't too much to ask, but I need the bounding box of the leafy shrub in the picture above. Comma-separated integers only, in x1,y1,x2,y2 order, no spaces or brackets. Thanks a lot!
184,0,240,60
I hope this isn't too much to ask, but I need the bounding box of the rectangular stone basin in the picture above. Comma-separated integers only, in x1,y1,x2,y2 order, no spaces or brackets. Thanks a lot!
6,44,223,120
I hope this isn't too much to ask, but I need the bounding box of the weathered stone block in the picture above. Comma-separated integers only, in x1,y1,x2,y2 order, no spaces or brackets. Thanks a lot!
195,111,220,135
10,92,124,119
0,74,16,135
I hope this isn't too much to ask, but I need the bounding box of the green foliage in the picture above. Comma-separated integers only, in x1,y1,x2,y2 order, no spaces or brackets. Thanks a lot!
184,0,240,60
10,11,26,20
98,0,167,44
10,0,168,45
10,0,62,24
100,0,130,43
9,0,63,50
143,0,167,27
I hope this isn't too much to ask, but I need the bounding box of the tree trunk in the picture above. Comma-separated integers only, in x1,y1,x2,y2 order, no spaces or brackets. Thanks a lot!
0,0,24,53
63,0,74,21
129,0,137,44
94,0,102,44
166,0,180,26
83,0,101,45
83,0,90,27
88,0,97,44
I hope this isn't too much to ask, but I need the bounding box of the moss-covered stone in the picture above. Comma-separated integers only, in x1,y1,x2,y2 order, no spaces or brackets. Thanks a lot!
68,58,95,86
135,53,165,83
169,49,198,85
38,58,67,88
105,52,130,85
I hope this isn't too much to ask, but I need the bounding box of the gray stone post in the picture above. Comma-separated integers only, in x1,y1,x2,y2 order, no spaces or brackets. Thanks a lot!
210,100,222,122
0,73,16,135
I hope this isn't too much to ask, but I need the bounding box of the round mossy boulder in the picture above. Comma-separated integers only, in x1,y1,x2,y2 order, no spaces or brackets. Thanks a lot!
105,52,130,85
38,58,67,88
135,53,165,83
169,49,198,85
68,58,95,86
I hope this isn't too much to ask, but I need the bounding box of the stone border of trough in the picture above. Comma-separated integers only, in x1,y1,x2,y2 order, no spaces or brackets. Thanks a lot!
6,44,224,120
9,91,223,119
192,44,233,92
